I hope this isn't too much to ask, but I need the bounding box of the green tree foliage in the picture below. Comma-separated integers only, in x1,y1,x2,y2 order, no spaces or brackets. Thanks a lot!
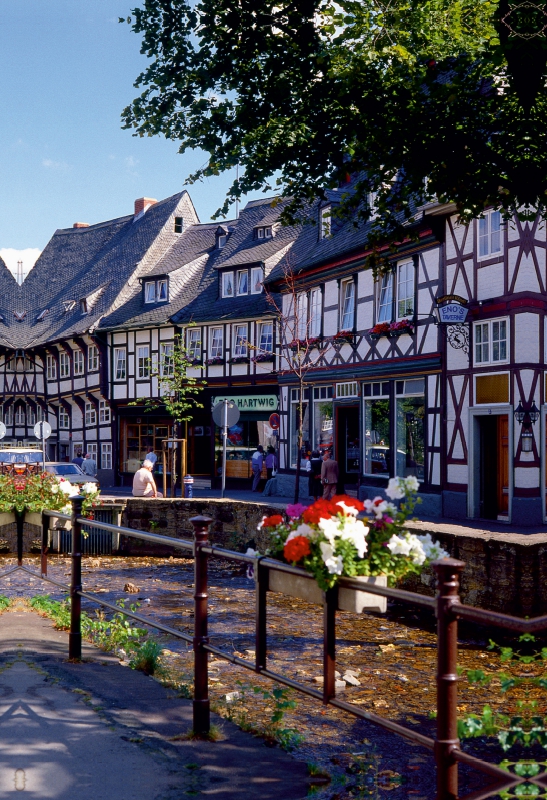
122,0,547,247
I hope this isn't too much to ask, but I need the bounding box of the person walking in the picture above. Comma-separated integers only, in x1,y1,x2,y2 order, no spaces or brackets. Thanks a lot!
265,446,277,480
72,450,84,468
307,450,323,499
132,460,163,498
321,450,339,500
81,453,97,478
251,445,264,492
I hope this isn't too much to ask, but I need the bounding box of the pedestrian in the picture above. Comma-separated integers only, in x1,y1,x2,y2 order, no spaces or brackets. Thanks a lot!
145,446,157,469
251,444,264,492
81,452,97,477
72,450,84,468
321,450,339,500
307,449,323,499
265,446,277,480
132,460,163,498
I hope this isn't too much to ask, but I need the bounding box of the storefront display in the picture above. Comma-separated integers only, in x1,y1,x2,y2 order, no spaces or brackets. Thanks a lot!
120,420,172,473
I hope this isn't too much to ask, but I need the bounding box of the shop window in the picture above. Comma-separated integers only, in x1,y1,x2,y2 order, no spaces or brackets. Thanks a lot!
290,388,310,467
137,345,150,379
258,322,273,353
59,408,70,430
236,270,249,295
121,421,171,473
313,386,333,454
59,352,70,378
364,382,390,476
160,343,174,376
474,319,507,365
210,327,224,358
397,262,414,319
377,273,393,322
88,345,99,372
114,348,126,381
214,417,277,481
233,324,248,357
340,279,355,330
74,349,84,376
309,288,322,337
478,210,502,258
99,400,111,424
187,328,202,362
85,402,97,426
221,272,234,298
101,443,112,470
395,382,425,482
251,267,264,294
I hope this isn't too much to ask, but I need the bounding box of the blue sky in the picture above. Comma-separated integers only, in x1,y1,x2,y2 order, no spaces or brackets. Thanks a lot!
0,1,255,272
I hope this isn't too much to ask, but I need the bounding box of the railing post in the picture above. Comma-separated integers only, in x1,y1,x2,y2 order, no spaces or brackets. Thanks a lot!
323,587,338,704
41,511,49,577
69,496,85,661
190,515,212,735
433,558,465,800
15,510,24,567
255,558,267,671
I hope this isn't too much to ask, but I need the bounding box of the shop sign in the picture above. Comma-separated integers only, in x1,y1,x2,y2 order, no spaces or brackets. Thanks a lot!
436,294,469,324
211,395,278,412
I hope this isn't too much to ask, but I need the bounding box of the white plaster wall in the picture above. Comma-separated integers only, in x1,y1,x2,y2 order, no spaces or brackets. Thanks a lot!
514,466,540,489
113,385,127,400
515,313,539,363
513,253,541,294
447,464,468,485
477,263,504,301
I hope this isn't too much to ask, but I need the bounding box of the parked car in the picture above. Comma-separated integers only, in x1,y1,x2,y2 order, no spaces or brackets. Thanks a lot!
44,463,100,487
0,448,44,475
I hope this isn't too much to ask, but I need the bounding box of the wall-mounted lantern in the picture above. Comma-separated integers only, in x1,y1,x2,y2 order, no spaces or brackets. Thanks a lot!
514,401,539,452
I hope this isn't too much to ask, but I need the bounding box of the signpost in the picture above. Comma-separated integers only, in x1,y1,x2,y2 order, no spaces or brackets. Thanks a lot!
269,413,280,431
212,400,240,498
0,422,6,442
34,421,52,473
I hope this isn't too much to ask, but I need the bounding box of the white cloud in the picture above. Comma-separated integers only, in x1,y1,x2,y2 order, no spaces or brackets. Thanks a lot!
125,155,139,176
0,248,41,280
42,158,70,171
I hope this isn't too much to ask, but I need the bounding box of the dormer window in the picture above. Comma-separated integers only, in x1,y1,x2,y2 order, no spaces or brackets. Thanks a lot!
255,226,273,240
80,299,88,314
174,216,183,234
236,269,248,295
320,206,331,239
144,278,169,304
63,300,76,312
251,267,264,294
216,225,229,249
221,271,234,298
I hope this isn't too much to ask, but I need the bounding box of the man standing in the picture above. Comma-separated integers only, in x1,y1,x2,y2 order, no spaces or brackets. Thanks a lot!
321,450,339,500
132,460,163,498
72,450,84,468
81,452,97,478
251,445,264,492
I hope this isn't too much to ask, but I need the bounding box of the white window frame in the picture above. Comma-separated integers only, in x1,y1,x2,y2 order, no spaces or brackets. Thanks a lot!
218,233,227,248
157,279,168,301
87,443,98,463
474,318,508,365
26,405,36,426
377,272,394,323
336,381,359,398
309,288,322,338
186,328,202,362
251,267,264,294
144,282,156,303
114,348,126,381
46,354,57,381
59,407,70,430
209,327,224,358
233,324,248,357
340,279,355,331
59,352,70,379
236,269,249,296
258,321,273,353
85,402,97,427
99,400,111,424
73,349,84,376
296,293,308,340
397,261,415,319
160,343,174,377
221,272,234,298
137,345,150,379
478,210,502,259
88,345,99,372
4,407,13,427
101,443,112,470
14,406,25,426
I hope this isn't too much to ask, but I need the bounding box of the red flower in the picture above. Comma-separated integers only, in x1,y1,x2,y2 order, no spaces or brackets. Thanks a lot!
302,498,338,524
262,514,284,528
284,536,311,562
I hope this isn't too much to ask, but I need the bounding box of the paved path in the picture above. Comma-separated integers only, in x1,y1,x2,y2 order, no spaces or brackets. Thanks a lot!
0,608,309,799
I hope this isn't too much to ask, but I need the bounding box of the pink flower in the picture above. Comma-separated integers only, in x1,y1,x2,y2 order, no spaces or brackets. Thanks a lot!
286,503,307,519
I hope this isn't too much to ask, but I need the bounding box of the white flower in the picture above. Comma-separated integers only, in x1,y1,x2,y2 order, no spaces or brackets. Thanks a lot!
257,516,266,530
339,517,369,558
58,479,79,497
319,542,343,574
387,534,412,557
317,517,340,543
50,484,58,494
364,497,391,519
285,523,316,544
405,475,420,493
82,482,98,495
335,500,359,517
388,532,427,565
385,478,405,501
417,533,449,561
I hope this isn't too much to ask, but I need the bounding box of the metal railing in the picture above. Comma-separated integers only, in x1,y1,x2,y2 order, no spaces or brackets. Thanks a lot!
3,495,547,800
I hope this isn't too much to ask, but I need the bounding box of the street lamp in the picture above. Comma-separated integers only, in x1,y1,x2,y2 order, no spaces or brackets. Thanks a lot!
514,401,540,453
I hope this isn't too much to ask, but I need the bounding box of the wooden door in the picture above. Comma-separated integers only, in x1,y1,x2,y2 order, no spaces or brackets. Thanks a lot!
497,415,509,515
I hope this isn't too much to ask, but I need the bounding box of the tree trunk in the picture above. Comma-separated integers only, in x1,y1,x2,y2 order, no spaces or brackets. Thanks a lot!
294,379,304,504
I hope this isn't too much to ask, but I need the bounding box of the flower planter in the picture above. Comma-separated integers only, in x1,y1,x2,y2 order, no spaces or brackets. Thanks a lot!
25,512,43,527
268,566,387,613
0,512,16,527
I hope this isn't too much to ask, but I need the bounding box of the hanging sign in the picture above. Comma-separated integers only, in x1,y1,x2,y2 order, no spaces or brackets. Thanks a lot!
436,295,469,324
211,394,278,411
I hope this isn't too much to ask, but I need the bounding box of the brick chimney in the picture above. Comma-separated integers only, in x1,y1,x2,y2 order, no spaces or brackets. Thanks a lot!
134,197,157,216
73,222,89,229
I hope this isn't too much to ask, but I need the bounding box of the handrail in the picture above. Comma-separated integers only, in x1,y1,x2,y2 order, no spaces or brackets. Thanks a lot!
17,500,541,800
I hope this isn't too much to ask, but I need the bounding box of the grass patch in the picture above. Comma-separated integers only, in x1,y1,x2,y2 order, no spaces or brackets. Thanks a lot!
177,725,224,742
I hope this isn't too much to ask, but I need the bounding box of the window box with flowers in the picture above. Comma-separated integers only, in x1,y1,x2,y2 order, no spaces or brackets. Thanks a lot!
253,352,274,363
230,355,250,365
369,320,414,340
332,330,355,345
206,356,225,366
189,358,204,367
250,479,448,613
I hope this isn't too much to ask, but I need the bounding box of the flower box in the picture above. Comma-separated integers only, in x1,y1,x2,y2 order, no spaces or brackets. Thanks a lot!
253,353,274,363
268,566,387,614
0,512,16,527
230,356,250,365
206,357,225,366
332,331,355,345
